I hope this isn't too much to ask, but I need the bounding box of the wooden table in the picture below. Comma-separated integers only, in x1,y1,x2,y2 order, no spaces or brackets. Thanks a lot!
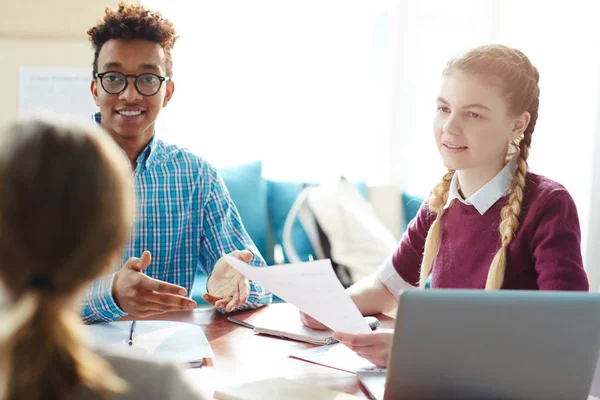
134,302,389,398
135,302,600,400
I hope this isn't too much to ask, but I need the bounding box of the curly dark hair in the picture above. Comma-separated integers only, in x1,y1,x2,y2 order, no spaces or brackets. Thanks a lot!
87,4,178,77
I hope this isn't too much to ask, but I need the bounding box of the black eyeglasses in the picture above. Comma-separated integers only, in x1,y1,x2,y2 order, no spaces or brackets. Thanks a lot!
95,71,171,96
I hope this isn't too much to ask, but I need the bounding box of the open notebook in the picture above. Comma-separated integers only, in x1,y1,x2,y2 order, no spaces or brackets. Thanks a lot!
215,377,362,400
84,320,214,366
228,305,379,345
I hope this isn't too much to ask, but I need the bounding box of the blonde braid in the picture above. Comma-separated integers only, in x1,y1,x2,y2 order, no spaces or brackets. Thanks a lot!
485,116,536,289
419,170,455,288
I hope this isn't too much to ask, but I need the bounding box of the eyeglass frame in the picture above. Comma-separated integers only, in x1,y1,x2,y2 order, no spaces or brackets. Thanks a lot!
94,71,171,97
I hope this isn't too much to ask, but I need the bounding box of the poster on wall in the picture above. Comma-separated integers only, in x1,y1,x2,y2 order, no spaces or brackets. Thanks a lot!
18,67,98,121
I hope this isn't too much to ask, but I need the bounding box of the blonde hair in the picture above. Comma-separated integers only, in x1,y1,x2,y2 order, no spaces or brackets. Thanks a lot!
0,118,133,399
419,44,540,290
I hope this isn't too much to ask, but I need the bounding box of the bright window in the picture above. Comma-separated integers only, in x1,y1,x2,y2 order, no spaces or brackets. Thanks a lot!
143,0,600,266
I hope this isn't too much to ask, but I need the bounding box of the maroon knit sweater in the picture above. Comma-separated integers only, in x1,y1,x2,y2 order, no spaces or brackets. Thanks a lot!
393,173,589,290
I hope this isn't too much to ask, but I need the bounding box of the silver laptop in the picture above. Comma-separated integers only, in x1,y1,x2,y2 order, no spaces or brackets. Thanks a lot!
358,290,600,400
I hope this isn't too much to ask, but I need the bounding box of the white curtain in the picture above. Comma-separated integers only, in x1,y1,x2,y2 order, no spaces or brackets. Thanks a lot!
143,0,398,183
389,0,600,273
586,72,600,291
143,0,600,271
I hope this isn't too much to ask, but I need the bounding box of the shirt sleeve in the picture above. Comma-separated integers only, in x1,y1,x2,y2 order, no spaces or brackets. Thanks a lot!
81,272,127,324
389,199,436,287
376,256,417,298
530,189,589,291
199,164,272,311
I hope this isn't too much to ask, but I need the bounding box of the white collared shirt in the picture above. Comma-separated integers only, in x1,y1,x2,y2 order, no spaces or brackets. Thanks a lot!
444,156,519,215
376,256,416,297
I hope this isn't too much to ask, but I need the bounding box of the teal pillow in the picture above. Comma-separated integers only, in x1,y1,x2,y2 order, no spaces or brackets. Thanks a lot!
218,161,268,260
401,192,425,232
267,180,315,264
191,272,209,305
267,179,368,264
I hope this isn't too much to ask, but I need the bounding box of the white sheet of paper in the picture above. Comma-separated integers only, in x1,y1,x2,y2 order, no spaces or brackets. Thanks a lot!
225,255,370,334
18,67,97,120
84,321,214,364
290,343,376,373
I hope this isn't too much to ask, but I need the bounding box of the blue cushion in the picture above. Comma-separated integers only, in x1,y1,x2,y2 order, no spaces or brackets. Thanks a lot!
218,161,268,260
267,180,315,263
400,193,427,288
401,192,425,232
191,271,210,305
267,179,368,263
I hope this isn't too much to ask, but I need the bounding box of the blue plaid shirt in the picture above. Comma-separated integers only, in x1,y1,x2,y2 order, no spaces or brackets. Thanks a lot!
82,113,271,323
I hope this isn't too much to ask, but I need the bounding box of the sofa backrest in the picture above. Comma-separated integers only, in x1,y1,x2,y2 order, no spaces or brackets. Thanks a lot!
218,160,425,265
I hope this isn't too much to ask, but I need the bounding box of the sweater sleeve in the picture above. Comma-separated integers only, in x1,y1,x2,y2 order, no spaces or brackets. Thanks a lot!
391,199,436,287
530,189,589,291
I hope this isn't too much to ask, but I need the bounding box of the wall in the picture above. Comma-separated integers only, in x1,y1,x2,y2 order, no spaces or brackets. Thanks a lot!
586,70,600,292
0,0,139,128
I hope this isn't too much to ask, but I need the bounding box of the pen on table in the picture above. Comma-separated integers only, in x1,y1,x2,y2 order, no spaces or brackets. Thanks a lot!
128,321,136,347
227,316,255,330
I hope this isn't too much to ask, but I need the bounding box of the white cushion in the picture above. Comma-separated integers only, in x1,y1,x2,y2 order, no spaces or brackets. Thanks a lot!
306,178,398,281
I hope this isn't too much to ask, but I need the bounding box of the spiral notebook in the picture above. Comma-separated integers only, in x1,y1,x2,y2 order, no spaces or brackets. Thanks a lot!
228,305,379,345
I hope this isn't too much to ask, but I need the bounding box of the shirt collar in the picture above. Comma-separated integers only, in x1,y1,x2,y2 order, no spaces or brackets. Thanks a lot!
92,112,158,168
444,156,519,215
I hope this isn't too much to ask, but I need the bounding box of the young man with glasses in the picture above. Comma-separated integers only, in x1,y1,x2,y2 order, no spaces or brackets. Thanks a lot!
83,4,271,324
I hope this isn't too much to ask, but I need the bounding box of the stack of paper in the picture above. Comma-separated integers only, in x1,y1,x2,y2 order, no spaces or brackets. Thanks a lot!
229,312,380,345
84,320,214,366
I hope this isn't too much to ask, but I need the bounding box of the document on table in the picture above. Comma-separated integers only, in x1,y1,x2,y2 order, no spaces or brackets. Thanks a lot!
84,321,214,365
215,377,364,400
290,343,376,373
224,256,371,334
